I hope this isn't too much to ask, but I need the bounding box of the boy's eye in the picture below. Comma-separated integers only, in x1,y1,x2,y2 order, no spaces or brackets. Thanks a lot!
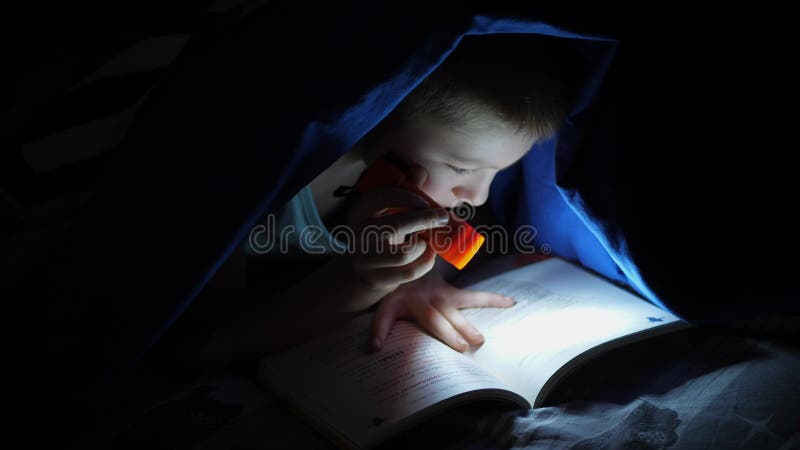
446,163,474,175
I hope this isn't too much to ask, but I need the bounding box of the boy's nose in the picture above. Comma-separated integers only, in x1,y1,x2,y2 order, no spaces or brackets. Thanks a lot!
452,185,489,207
453,172,494,207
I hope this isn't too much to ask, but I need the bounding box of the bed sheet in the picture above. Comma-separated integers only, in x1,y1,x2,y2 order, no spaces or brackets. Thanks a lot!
105,327,799,449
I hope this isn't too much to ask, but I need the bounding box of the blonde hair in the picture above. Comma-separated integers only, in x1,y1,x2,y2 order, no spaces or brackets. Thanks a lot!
389,34,577,141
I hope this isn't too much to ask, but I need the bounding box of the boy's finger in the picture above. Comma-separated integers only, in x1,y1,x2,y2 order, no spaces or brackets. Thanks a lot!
366,245,436,288
369,296,409,352
433,301,485,346
370,208,449,244
351,239,427,269
450,288,516,309
408,299,470,353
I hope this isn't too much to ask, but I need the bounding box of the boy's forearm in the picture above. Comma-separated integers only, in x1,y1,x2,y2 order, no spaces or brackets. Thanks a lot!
187,257,388,367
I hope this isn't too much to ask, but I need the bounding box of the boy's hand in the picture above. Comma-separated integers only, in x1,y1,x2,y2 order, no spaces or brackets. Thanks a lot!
368,271,515,352
343,187,449,295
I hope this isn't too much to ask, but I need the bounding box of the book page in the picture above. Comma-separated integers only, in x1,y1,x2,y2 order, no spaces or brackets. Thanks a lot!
459,257,682,407
259,313,519,449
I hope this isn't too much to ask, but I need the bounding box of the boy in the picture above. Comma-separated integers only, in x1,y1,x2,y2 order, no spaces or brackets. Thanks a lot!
185,34,575,367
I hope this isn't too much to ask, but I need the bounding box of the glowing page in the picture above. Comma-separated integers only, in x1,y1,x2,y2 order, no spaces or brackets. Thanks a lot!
460,257,682,406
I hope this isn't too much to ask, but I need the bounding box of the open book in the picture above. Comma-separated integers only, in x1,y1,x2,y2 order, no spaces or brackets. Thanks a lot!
258,256,685,449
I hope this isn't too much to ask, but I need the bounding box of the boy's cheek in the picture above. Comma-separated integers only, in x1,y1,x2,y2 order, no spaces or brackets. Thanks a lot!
414,163,486,207
418,179,454,207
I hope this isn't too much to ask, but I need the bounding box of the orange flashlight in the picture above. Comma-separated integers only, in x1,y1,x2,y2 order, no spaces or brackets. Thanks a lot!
353,156,485,270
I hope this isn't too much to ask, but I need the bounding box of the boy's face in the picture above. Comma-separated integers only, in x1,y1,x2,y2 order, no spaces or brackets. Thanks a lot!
384,122,535,208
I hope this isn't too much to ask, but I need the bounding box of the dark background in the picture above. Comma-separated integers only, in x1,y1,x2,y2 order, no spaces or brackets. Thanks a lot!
1,1,797,447
3,2,797,313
